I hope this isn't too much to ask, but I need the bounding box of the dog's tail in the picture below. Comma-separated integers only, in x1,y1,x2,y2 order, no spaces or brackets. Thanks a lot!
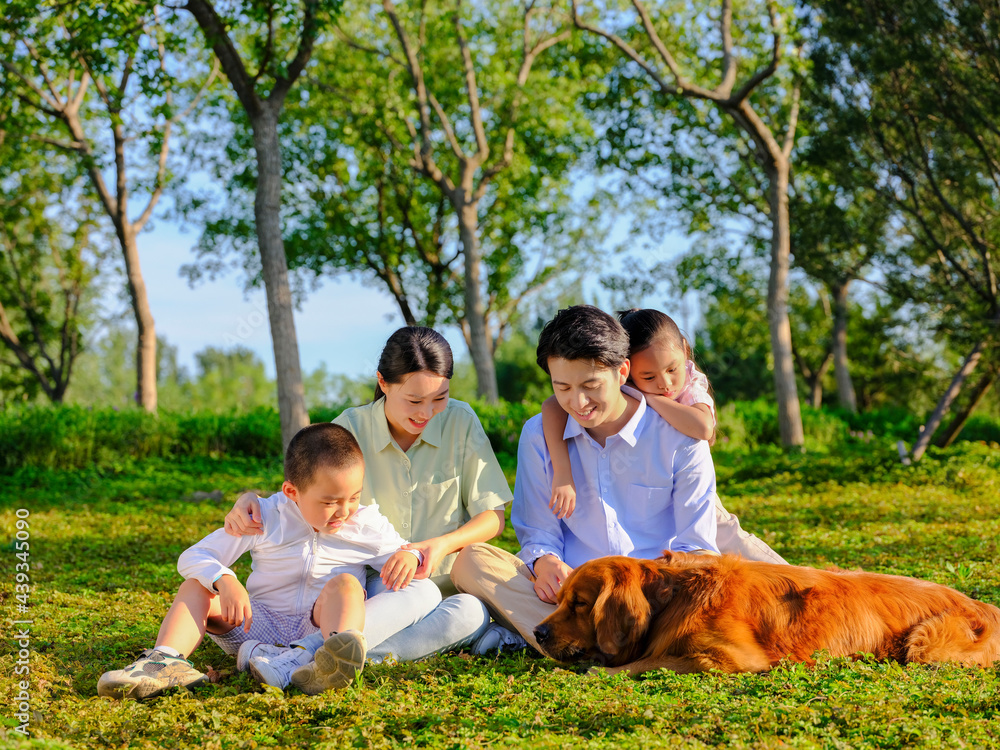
905,600,1000,668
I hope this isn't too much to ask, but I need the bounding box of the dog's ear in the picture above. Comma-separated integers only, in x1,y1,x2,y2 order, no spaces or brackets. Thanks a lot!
593,571,652,657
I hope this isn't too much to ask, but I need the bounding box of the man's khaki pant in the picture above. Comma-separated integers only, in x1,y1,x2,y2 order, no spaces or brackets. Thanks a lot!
451,543,553,651
451,501,785,651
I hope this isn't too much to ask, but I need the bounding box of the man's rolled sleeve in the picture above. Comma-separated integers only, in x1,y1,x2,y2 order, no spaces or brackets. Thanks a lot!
669,439,720,554
511,418,566,570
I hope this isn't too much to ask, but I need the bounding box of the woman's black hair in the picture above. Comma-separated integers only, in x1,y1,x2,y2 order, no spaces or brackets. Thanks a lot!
373,326,454,401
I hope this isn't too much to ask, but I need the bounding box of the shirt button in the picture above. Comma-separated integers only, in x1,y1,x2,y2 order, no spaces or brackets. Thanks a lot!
402,522,410,529
403,490,410,496
601,453,607,459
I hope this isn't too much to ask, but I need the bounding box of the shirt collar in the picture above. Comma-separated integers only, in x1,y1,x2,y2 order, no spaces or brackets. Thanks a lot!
561,385,647,448
371,396,443,451
371,397,395,452
419,403,444,448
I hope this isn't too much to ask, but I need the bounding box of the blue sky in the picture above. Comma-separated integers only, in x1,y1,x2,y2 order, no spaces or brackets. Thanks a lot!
121,213,694,381
127,223,461,380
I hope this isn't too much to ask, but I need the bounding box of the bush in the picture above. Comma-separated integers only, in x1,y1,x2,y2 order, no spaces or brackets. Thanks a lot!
468,398,543,461
1,399,995,474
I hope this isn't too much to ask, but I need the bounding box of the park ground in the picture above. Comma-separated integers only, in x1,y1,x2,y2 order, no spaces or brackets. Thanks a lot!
1,439,999,749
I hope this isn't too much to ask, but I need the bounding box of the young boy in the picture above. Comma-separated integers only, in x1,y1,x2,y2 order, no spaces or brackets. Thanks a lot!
97,423,440,700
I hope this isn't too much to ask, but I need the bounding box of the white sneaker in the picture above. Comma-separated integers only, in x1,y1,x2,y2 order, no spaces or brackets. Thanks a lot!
290,630,368,695
237,640,289,672
248,645,313,688
472,623,528,655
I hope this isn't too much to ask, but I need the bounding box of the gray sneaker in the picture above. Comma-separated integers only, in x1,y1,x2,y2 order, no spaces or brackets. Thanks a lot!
236,640,288,673
291,630,367,695
97,649,208,700
472,623,528,655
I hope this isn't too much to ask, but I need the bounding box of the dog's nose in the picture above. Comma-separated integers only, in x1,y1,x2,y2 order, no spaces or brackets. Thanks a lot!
533,624,551,644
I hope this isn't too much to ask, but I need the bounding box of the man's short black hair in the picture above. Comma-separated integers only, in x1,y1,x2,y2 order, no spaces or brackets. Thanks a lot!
285,423,364,490
535,305,631,375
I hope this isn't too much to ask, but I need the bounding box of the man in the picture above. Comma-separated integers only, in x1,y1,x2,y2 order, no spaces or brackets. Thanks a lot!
451,305,727,649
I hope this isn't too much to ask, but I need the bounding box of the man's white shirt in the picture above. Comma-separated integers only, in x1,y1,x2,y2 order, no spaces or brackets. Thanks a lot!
513,385,720,571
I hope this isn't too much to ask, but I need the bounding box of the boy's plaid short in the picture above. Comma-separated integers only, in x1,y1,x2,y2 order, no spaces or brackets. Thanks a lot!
207,598,320,655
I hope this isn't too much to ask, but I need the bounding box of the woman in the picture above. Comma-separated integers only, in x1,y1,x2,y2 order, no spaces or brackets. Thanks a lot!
224,327,523,682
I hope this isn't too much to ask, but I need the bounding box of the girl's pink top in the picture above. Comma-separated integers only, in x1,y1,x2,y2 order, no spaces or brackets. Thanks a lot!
676,360,716,426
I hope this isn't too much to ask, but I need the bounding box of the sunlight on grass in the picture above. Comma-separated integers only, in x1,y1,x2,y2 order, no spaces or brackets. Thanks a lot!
1,446,998,748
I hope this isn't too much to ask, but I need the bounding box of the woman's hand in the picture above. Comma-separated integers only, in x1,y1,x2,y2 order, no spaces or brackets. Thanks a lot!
224,492,264,537
401,536,451,579
380,550,419,590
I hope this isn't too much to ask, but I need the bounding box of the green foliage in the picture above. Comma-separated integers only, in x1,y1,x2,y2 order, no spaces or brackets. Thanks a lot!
812,0,1000,350
0,405,360,474
469,397,544,465
2,441,999,748
4,400,996,480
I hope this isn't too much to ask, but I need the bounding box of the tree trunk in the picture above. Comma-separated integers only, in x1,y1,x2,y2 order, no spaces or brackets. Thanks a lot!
934,367,997,449
765,158,804,448
911,339,987,462
830,281,857,413
809,352,833,408
119,222,158,411
252,106,310,448
456,197,498,402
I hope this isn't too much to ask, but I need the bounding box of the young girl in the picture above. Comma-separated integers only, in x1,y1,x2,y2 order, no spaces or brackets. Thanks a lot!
540,308,786,564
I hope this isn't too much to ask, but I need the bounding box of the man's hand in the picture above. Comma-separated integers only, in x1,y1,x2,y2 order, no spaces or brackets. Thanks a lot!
381,550,419,590
224,492,264,537
215,575,253,632
532,554,573,604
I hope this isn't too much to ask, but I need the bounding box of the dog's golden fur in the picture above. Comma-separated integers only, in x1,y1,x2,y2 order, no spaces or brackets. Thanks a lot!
533,552,1000,675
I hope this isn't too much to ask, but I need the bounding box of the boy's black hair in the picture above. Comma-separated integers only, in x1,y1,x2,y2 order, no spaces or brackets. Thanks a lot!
284,423,364,490
535,305,631,375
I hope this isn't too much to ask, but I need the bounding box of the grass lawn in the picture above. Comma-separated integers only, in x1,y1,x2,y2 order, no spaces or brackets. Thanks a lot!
1,442,999,749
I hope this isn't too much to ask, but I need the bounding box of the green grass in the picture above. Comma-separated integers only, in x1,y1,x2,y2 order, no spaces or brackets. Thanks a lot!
1,442,999,749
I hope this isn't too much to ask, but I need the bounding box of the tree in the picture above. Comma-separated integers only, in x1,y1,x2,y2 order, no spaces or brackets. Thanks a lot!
571,0,807,447
790,121,891,413
180,0,343,446
300,0,577,401
0,138,97,403
2,2,214,412
814,0,1000,460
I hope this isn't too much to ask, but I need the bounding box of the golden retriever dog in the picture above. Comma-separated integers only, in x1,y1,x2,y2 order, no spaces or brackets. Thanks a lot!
533,552,1000,676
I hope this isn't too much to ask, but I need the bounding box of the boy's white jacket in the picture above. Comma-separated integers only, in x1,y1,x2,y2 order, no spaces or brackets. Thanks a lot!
178,492,420,617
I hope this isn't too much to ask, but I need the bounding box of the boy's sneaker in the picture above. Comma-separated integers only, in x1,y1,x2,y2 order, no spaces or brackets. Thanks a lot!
291,630,367,695
236,640,288,673
97,649,208,700
472,623,528,655
248,645,313,688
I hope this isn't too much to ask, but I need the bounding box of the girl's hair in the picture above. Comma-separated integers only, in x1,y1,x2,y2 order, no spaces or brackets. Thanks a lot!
617,308,716,445
373,326,454,401
616,308,690,359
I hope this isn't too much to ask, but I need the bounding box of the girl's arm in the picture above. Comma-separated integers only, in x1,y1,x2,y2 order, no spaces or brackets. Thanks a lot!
644,394,715,441
541,395,576,519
